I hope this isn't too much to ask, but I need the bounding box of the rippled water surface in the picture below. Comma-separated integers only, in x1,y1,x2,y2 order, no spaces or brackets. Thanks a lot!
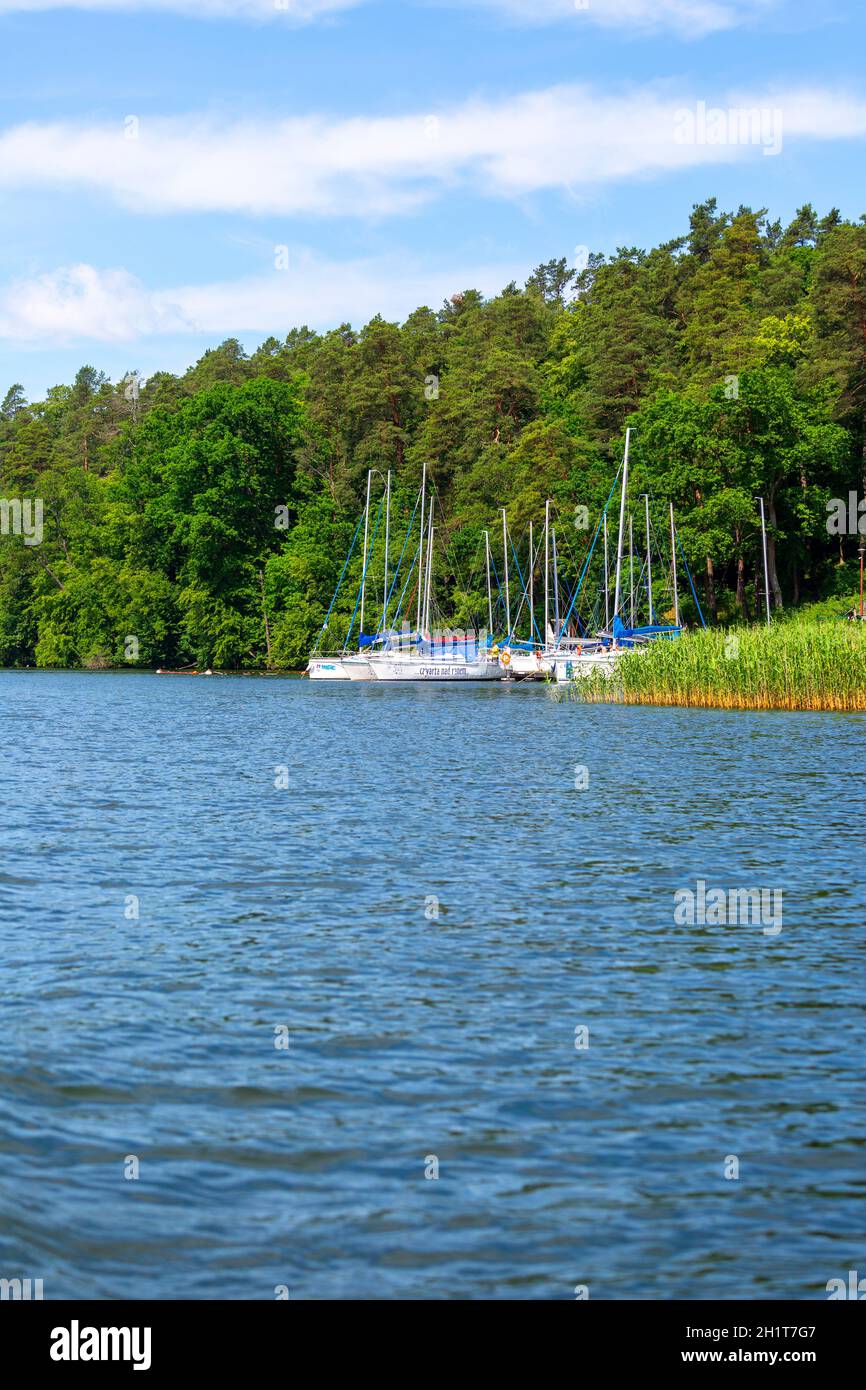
1,670,864,1299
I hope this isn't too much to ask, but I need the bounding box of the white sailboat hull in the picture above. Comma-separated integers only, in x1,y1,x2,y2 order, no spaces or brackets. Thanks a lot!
307,655,376,681
503,650,553,678
344,656,375,681
553,650,620,683
369,654,501,682
307,658,351,680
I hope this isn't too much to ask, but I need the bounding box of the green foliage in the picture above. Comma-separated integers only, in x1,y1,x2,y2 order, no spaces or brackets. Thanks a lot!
1,198,865,669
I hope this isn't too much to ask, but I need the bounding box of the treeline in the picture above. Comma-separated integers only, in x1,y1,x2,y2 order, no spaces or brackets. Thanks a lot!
1,197,865,669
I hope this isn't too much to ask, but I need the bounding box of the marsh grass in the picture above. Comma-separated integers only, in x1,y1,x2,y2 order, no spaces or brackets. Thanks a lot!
552,622,866,711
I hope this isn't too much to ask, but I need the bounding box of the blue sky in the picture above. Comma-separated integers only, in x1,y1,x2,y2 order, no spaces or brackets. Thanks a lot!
1,0,864,401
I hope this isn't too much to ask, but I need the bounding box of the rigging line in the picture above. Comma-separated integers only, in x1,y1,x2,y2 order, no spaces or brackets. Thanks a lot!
641,504,678,625
527,531,548,644
313,510,364,652
344,496,384,648
427,489,482,617
509,532,544,645
378,486,422,633
391,539,424,634
677,532,707,629
546,498,594,577
556,463,623,641
487,550,507,630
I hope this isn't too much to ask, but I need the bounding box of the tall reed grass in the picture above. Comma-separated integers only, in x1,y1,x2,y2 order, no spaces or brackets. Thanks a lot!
552,622,866,711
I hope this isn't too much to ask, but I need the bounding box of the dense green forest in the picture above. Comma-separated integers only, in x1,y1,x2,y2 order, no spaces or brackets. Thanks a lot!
1,197,865,670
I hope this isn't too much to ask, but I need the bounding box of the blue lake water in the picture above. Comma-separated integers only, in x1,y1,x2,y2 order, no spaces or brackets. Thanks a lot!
1,669,864,1300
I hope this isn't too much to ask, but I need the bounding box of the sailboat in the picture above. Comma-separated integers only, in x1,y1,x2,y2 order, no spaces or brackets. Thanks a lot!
365,465,500,682
307,468,388,680
500,500,574,679
310,461,500,682
551,429,694,683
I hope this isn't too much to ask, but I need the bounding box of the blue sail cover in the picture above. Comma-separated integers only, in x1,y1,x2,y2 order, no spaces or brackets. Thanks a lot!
360,631,487,657
612,615,681,643
358,631,420,647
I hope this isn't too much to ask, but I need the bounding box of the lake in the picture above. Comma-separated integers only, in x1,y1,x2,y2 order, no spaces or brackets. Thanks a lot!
1,670,864,1299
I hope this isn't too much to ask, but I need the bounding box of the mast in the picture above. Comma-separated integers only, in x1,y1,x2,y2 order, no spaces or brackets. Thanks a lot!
612,428,630,624
670,501,680,628
552,526,561,645
603,513,609,629
483,529,494,635
629,512,635,628
359,468,373,639
642,493,653,623
757,496,771,628
544,499,550,645
502,508,511,640
416,461,427,637
423,506,434,638
380,469,391,635
529,520,534,643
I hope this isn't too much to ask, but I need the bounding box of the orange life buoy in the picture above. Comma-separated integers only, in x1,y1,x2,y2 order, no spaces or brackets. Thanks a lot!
501,649,511,667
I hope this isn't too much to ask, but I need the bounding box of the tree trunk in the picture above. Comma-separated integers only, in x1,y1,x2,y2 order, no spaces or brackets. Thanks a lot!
259,569,272,668
766,498,784,609
735,535,748,618
704,554,718,621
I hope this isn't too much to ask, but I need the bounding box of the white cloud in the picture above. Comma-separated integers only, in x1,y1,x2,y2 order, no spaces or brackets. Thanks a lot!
462,0,775,39
1,84,863,219
0,252,529,343
0,264,193,341
0,0,779,32
0,0,360,16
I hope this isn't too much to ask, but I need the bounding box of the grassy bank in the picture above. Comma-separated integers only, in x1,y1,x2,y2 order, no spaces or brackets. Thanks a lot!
552,621,866,711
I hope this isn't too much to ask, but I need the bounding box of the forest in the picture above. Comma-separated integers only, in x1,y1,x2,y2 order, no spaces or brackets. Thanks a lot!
1,196,864,670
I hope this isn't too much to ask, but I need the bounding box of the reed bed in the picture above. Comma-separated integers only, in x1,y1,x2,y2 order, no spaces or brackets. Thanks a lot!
552,622,866,711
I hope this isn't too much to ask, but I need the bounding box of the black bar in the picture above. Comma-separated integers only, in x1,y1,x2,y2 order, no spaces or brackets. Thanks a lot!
4,1297,863,1376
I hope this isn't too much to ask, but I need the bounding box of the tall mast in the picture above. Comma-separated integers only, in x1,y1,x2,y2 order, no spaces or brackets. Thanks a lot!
423,505,434,638
416,461,427,637
359,468,373,638
552,526,561,645
757,496,771,628
670,501,680,628
612,428,630,624
642,493,653,623
484,529,493,634
502,508,511,640
529,520,534,643
380,469,391,634
544,499,550,645
629,513,635,628
603,513,609,629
